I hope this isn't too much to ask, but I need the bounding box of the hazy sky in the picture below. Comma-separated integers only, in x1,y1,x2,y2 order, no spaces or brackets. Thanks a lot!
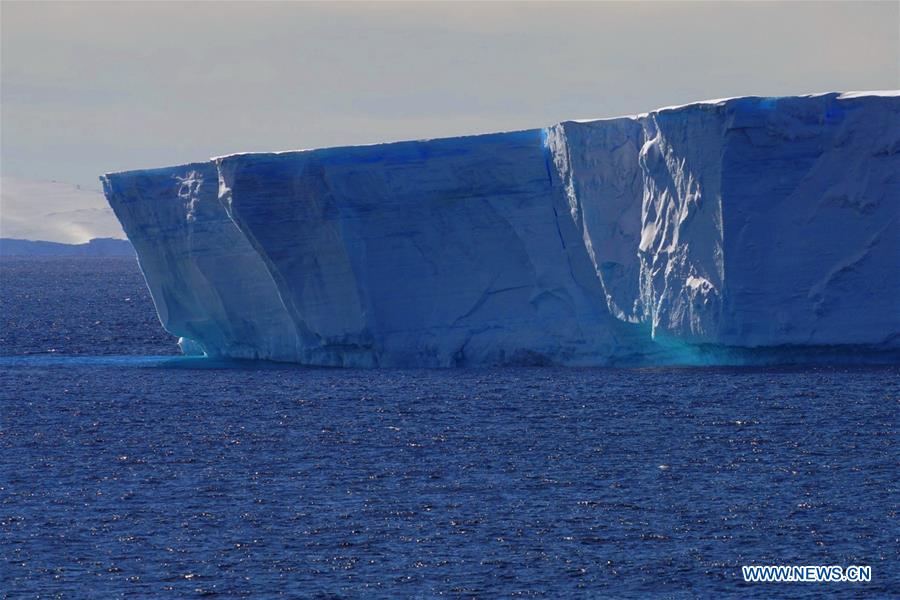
2,1,898,189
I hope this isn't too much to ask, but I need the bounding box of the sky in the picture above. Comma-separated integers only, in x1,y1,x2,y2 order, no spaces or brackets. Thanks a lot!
2,0,899,192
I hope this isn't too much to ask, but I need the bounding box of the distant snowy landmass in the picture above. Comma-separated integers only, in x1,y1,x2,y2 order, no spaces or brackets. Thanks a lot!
102,92,900,366
0,238,134,257
1,177,126,243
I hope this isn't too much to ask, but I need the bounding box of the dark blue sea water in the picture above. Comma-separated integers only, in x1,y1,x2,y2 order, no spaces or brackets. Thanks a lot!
1,257,897,598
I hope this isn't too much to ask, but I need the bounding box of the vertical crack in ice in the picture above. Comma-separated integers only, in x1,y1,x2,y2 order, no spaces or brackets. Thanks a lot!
175,170,204,223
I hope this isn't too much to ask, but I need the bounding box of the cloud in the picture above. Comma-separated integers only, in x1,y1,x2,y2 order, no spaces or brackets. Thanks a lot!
2,1,897,192
0,177,124,243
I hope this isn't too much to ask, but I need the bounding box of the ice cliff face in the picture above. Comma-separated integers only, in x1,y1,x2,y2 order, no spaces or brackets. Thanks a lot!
102,92,900,366
215,131,661,366
551,93,899,352
102,164,302,361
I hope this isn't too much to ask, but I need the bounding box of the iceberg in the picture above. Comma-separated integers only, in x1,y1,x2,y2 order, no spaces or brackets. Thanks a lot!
102,92,900,366
101,163,303,361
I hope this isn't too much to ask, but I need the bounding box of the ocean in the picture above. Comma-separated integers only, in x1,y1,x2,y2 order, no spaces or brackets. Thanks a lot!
1,257,897,597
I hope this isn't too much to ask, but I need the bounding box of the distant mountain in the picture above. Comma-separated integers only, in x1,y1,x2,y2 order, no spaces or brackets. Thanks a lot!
0,237,134,257
0,177,125,243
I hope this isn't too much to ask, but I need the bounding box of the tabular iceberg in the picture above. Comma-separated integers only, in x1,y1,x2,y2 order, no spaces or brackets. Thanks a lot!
102,92,900,366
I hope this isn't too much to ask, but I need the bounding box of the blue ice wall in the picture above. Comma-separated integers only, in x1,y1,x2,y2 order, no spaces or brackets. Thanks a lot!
103,92,900,366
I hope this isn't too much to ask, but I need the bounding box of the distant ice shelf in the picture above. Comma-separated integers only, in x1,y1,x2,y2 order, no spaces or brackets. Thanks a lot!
102,92,900,366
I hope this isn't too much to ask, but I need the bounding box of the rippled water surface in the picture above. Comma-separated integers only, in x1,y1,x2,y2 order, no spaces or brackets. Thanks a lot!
1,258,897,597
0,257,174,356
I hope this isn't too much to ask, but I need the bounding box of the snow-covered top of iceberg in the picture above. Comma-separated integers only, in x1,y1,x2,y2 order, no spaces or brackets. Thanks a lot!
567,90,900,123
208,128,541,163
180,91,898,163
103,161,212,180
